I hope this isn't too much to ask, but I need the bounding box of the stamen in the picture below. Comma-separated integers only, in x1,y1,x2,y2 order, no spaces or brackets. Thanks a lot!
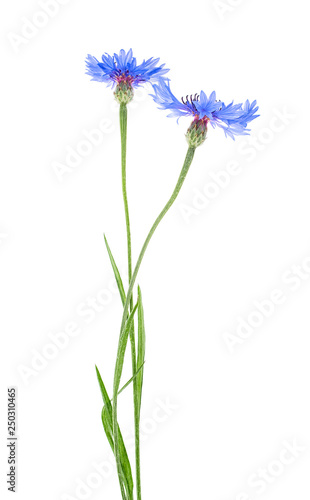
181,93,200,114
190,94,199,105
181,94,199,104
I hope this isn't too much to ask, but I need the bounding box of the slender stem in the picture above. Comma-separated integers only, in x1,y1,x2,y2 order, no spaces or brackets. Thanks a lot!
113,145,196,496
121,146,196,335
120,104,132,285
120,103,141,500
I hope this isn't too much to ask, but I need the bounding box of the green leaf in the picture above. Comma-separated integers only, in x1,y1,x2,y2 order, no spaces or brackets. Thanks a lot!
101,405,114,450
112,300,139,498
95,365,111,410
96,366,133,500
104,234,126,306
113,301,139,394
137,286,146,417
118,361,145,398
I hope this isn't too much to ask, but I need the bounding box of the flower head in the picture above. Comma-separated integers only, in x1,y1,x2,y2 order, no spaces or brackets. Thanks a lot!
86,49,169,104
151,79,259,144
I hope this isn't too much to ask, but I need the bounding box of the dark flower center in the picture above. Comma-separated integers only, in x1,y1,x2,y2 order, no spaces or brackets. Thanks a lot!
114,69,135,86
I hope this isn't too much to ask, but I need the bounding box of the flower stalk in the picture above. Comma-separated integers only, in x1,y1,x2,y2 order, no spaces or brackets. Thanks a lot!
120,103,132,284
120,102,142,500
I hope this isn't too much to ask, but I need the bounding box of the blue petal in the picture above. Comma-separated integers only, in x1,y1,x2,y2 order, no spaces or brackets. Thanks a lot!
85,49,169,88
195,90,222,119
150,79,194,120
211,99,259,139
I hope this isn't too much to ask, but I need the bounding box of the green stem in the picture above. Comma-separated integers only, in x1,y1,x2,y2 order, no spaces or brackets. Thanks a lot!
121,146,196,334
120,103,141,500
120,104,132,285
113,145,196,496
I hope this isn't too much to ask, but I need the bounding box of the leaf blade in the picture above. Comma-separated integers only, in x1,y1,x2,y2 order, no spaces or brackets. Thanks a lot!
113,301,139,393
104,234,126,306
137,286,146,417
112,300,139,498
118,361,145,398
96,366,133,500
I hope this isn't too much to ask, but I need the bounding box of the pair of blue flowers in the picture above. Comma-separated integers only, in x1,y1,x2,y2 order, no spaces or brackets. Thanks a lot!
86,48,259,142
86,49,259,500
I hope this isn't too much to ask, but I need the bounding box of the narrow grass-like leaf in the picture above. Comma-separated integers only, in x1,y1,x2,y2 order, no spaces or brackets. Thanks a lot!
101,407,133,500
112,301,139,496
95,365,112,411
117,361,145,398
101,405,114,450
96,366,133,500
113,301,139,393
104,234,126,306
137,286,146,417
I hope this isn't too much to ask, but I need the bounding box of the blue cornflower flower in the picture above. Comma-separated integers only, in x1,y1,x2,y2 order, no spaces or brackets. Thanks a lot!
151,79,259,145
86,49,169,104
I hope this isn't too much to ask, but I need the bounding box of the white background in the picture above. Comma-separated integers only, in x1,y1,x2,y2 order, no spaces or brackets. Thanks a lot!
1,1,310,499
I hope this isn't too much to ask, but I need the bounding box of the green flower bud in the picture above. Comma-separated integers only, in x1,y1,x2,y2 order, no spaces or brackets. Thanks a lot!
114,81,134,105
186,117,208,148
